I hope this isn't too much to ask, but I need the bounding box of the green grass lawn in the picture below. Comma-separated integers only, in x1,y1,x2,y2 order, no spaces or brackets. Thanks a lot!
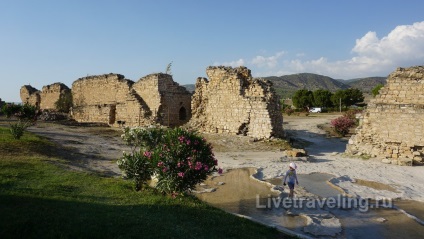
0,127,287,239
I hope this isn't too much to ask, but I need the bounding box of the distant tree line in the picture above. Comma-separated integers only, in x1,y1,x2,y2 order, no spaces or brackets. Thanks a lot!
291,88,364,110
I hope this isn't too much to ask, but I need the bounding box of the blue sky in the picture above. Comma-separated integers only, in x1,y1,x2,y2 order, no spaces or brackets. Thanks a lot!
1,0,424,102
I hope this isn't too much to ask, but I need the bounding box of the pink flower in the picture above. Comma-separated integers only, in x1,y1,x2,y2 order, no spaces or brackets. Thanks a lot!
178,136,185,143
213,159,218,165
188,161,193,168
186,156,192,161
157,161,164,167
143,151,152,158
178,172,184,178
218,168,223,174
162,167,168,172
195,162,202,170
186,139,191,145
203,165,209,171
177,162,182,168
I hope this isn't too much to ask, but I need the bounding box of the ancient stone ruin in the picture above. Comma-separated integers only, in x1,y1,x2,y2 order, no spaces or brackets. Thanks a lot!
190,66,284,139
19,67,284,138
71,73,191,127
346,66,424,165
20,83,70,110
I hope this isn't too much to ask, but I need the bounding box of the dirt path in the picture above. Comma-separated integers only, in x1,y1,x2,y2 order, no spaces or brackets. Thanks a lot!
26,122,130,176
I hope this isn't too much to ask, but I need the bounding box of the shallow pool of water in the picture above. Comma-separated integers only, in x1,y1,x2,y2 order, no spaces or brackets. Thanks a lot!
269,172,342,198
196,168,424,238
196,168,307,233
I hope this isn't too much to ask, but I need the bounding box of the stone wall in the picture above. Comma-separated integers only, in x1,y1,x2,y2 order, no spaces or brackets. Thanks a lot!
72,73,149,126
133,73,192,127
71,73,191,127
20,83,69,109
39,83,70,110
190,66,284,139
346,66,424,165
20,85,40,107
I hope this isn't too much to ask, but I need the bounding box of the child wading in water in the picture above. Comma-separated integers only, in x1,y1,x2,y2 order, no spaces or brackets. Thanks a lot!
283,162,299,198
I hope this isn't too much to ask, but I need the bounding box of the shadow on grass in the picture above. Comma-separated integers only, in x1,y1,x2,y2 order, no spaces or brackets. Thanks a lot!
0,194,281,239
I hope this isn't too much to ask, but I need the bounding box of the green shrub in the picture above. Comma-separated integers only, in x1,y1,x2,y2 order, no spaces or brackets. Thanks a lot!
117,151,154,191
2,103,38,121
54,91,73,113
2,104,22,118
9,121,30,139
117,126,220,196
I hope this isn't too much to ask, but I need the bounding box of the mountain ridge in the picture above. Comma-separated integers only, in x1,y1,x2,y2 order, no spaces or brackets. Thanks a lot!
182,73,387,98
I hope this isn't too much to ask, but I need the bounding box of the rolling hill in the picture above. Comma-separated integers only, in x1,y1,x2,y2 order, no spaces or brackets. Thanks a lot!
343,77,387,93
264,73,349,98
182,73,387,99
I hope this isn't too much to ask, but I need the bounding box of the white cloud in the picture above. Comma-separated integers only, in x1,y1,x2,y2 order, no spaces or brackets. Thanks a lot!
219,21,424,79
251,51,285,68
213,58,245,67
291,21,424,78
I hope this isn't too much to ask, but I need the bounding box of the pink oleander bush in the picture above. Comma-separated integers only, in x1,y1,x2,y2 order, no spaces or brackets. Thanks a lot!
330,116,356,136
117,126,221,196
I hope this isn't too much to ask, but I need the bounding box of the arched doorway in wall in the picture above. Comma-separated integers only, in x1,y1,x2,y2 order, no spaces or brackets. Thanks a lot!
179,106,187,121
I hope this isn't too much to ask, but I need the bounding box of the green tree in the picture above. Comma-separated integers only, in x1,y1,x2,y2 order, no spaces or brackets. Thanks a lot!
292,89,313,110
331,89,364,109
331,90,346,109
344,88,364,106
372,84,384,97
313,89,333,108
54,91,73,113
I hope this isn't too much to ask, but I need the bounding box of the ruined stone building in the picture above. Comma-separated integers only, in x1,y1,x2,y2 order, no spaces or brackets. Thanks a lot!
190,66,284,139
71,73,191,127
346,66,424,165
20,83,70,109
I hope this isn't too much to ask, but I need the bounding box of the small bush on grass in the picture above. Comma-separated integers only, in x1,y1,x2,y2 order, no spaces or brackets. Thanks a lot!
117,126,220,196
330,116,356,137
9,121,31,139
2,103,38,140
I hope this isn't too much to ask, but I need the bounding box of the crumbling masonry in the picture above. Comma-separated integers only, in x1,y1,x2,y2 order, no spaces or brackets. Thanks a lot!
19,67,284,138
20,83,70,110
190,66,284,139
71,73,191,127
346,66,424,165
